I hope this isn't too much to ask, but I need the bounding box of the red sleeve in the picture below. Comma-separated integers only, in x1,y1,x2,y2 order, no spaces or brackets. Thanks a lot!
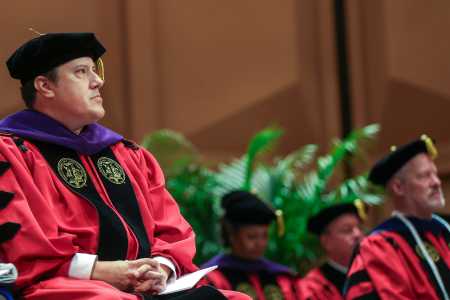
300,269,343,300
0,138,84,288
122,145,198,275
345,233,414,300
202,270,233,290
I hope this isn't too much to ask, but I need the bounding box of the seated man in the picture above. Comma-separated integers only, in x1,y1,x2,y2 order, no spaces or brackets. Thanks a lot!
201,190,301,300
0,32,250,300
299,203,363,300
344,136,450,299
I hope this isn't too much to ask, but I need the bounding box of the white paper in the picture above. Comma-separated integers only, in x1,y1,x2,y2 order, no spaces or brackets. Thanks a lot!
159,265,217,295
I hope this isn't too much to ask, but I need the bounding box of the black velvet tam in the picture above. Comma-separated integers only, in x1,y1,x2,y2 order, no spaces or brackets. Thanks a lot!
307,203,358,235
222,190,276,225
368,138,432,187
6,32,106,84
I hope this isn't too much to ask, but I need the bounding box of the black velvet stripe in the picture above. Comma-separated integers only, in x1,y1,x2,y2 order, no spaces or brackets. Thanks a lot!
353,291,381,300
91,148,150,259
13,137,28,152
345,270,371,290
0,191,14,209
0,222,20,243
0,161,10,176
31,140,129,261
320,262,346,293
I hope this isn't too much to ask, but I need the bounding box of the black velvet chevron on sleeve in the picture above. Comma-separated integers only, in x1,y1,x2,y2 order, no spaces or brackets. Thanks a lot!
0,191,14,210
0,161,10,176
0,222,20,244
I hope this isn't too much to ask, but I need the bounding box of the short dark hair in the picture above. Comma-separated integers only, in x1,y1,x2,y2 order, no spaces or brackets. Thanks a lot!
20,68,58,108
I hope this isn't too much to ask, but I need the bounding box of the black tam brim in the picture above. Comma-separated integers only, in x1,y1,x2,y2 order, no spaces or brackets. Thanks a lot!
7,32,106,84
222,190,276,225
368,139,430,186
307,203,358,235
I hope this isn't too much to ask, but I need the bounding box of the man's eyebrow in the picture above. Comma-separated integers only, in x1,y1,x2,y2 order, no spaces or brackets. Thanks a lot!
73,63,95,69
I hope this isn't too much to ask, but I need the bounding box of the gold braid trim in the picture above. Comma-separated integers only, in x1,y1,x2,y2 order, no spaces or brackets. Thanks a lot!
354,199,367,221
421,134,438,159
96,58,105,81
275,209,285,237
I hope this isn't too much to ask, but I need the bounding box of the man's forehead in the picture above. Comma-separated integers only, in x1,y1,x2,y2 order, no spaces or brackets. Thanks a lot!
61,56,95,68
407,153,436,171
328,213,360,228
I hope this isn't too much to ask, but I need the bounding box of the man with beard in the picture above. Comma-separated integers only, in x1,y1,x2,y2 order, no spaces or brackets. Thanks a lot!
344,135,450,300
299,203,364,300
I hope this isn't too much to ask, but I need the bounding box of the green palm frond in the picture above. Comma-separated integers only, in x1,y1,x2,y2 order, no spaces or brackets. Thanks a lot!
322,174,383,205
141,129,198,176
298,124,380,214
213,127,283,198
213,158,247,198
243,127,283,190
139,123,383,272
254,144,318,204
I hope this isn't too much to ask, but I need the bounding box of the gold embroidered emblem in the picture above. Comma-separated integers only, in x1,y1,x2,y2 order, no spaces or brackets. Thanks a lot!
97,157,126,184
415,242,440,262
236,282,257,299
57,158,87,188
264,284,283,300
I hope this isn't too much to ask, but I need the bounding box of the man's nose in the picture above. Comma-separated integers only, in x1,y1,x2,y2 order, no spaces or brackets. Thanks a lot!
353,227,363,240
431,173,441,187
91,71,104,88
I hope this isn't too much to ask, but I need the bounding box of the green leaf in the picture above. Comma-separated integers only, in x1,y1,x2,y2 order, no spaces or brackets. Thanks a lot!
243,127,283,190
141,129,198,176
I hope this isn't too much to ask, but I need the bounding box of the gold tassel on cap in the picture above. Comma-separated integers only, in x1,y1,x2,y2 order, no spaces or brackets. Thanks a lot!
96,58,105,81
354,199,367,221
275,209,285,237
28,28,45,36
421,134,438,159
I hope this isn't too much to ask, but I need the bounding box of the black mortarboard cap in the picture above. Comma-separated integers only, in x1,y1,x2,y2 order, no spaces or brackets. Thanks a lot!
6,32,106,84
368,135,437,186
307,203,359,235
222,190,276,225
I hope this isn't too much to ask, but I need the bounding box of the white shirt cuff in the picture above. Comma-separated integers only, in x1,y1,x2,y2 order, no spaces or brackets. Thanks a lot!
153,256,177,282
68,253,97,279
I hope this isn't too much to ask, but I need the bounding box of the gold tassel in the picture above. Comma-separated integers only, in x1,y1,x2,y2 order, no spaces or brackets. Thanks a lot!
354,199,367,221
390,145,397,152
275,209,285,237
421,134,438,159
28,28,45,36
96,58,105,81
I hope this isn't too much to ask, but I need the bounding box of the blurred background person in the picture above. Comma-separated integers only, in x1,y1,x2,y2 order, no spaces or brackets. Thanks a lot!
299,203,364,300
344,136,450,299
202,190,301,300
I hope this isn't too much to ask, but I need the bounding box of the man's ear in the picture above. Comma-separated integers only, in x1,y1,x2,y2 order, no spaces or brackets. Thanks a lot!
390,178,405,197
320,232,331,252
34,75,55,98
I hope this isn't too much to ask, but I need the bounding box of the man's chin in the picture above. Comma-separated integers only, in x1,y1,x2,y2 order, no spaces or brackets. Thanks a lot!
429,196,446,210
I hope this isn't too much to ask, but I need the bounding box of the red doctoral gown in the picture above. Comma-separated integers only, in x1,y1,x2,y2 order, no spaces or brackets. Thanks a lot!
299,262,345,300
0,129,248,300
344,216,450,300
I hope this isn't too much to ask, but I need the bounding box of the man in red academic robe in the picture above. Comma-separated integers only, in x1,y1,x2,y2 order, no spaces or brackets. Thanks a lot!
298,203,364,300
0,32,250,300
344,136,450,299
